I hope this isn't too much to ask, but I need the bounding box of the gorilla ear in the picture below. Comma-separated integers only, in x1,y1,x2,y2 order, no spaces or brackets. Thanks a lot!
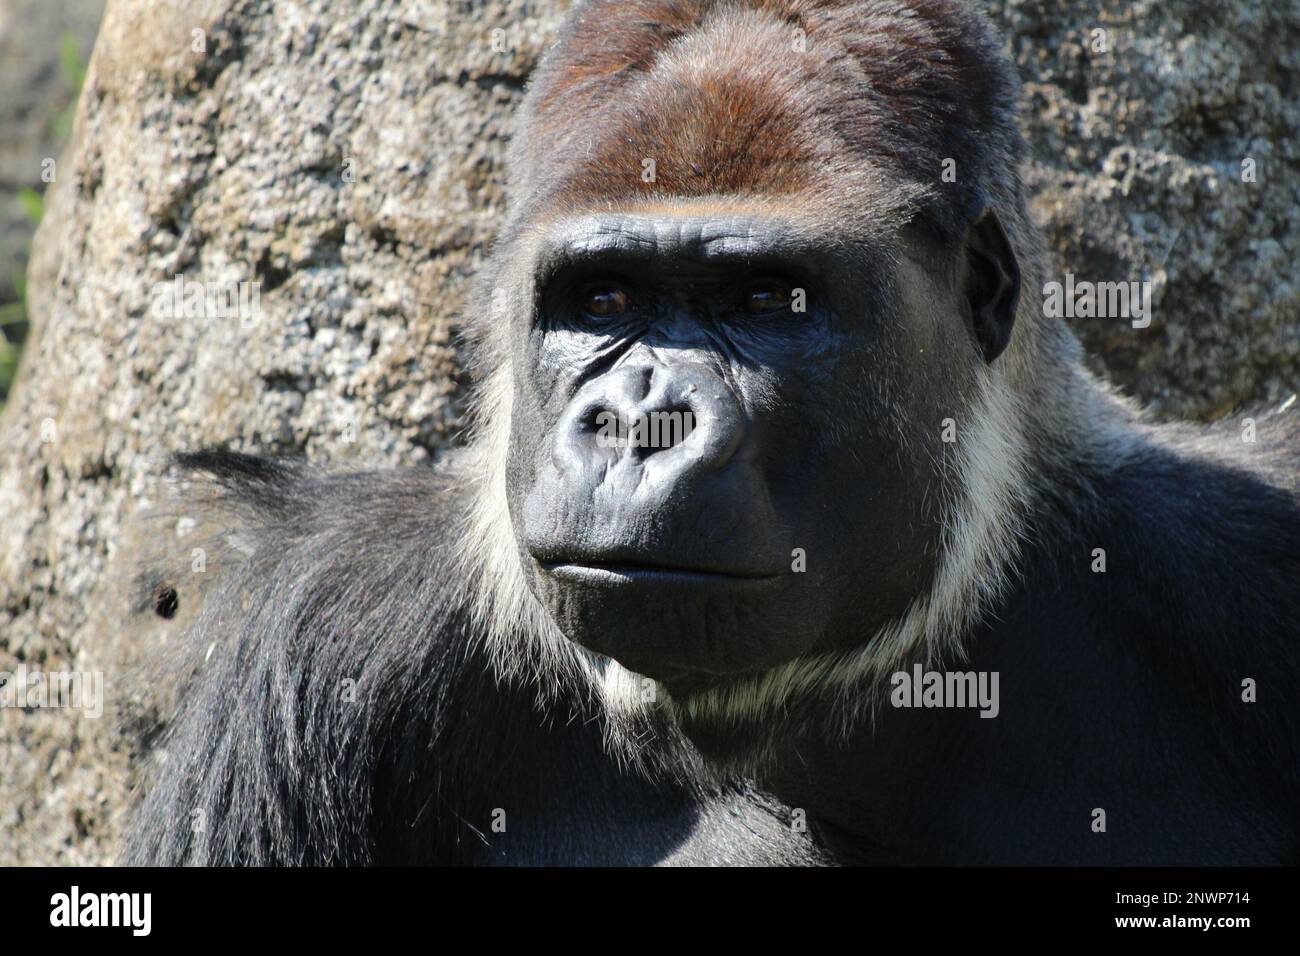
963,207,1021,364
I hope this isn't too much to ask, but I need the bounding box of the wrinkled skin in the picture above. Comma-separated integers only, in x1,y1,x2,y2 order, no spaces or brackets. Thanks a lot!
506,211,1018,693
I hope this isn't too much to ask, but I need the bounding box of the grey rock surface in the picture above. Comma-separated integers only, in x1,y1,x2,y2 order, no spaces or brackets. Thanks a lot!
988,0,1299,420
0,0,1295,864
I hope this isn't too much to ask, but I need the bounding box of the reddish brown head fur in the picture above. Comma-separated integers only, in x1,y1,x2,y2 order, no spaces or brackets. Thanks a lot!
509,0,1024,238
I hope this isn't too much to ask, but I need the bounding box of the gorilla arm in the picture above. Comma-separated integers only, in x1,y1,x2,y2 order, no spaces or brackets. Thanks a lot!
126,451,511,864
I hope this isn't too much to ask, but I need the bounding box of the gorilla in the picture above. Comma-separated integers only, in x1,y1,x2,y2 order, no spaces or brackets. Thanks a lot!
126,0,1300,865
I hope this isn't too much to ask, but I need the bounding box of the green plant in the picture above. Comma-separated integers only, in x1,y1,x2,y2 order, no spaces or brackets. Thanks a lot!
0,334,20,405
17,187,44,226
52,32,89,142
0,270,27,409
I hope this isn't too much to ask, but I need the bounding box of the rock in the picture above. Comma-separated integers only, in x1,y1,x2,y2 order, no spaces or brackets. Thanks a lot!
0,0,1295,864
987,0,1299,419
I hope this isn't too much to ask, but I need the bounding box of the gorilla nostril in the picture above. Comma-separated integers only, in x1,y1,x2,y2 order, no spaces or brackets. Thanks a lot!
628,404,696,458
566,362,740,469
669,404,697,443
582,405,607,434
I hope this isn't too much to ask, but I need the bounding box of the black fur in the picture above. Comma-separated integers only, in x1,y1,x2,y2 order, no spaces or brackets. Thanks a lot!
127,410,1300,865
767,418,1300,864
126,452,826,865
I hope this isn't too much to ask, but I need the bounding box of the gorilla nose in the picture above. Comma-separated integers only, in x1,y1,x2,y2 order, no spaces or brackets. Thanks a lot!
559,362,744,477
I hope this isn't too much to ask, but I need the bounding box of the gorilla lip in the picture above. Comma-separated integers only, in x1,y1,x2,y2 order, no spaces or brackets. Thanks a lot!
542,560,782,586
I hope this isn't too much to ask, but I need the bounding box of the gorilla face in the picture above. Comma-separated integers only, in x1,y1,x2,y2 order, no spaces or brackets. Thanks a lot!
504,210,1013,695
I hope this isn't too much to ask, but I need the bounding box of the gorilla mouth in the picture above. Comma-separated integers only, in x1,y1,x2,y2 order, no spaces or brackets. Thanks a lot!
541,560,782,585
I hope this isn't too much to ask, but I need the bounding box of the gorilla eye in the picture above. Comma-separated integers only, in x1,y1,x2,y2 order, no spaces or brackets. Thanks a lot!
582,285,631,319
744,280,795,315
